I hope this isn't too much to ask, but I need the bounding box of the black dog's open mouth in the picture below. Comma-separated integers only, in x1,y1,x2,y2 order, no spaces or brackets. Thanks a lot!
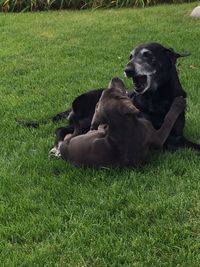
133,75,147,93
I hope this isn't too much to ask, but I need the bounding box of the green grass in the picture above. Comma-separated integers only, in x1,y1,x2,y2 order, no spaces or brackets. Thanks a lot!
1,3,200,266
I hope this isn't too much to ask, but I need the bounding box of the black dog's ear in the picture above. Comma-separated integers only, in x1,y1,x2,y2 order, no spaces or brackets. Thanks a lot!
165,48,191,64
108,77,126,93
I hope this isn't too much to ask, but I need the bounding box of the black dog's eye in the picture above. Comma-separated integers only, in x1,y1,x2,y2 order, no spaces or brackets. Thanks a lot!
129,54,133,60
143,51,152,58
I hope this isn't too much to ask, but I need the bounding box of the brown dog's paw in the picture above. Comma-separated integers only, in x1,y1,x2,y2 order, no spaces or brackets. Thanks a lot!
172,96,186,112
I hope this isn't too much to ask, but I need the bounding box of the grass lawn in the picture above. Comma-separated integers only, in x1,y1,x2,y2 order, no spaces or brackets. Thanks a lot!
1,3,200,266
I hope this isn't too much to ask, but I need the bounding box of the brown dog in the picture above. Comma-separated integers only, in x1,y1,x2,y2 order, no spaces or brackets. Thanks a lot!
57,77,185,168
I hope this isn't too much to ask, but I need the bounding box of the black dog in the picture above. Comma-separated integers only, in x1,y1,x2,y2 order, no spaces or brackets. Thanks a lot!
125,42,200,151
54,42,200,152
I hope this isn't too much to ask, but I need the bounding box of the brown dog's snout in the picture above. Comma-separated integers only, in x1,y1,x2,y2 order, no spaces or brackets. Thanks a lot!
111,77,122,83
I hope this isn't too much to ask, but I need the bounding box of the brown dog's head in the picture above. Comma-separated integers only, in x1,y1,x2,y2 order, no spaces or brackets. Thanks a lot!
91,77,139,130
108,77,127,94
107,77,139,115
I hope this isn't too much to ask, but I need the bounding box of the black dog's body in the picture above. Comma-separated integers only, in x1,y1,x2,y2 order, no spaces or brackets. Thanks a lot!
125,43,200,151
50,78,186,167
54,43,200,152
54,88,104,145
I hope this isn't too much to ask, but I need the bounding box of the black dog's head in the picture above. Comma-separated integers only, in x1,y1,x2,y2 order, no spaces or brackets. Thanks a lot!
124,43,190,94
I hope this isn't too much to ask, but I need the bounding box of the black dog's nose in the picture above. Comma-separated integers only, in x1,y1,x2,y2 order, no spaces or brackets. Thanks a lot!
124,66,134,78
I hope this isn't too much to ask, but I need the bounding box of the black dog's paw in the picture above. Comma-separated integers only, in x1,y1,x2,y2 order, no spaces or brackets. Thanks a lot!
48,146,61,159
172,97,186,112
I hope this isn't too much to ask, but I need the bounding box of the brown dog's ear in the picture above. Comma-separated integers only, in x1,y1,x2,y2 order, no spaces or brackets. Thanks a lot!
108,77,126,93
165,48,191,64
120,100,139,116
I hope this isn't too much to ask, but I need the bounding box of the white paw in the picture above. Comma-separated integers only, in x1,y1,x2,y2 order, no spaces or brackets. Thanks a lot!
48,146,61,159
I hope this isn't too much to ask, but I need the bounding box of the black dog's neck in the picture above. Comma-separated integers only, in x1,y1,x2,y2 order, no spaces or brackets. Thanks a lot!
169,64,186,98
132,65,186,114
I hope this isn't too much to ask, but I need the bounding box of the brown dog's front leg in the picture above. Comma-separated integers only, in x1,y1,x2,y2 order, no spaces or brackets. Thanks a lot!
90,104,106,130
152,97,186,148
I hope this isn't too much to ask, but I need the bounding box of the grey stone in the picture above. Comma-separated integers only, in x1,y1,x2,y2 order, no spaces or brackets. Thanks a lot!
191,6,200,17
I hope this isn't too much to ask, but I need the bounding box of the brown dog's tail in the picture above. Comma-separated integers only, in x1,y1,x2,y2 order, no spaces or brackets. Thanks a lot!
15,109,72,128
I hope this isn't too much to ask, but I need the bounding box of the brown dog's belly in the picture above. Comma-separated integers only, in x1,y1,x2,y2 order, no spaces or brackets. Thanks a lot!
60,135,149,168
